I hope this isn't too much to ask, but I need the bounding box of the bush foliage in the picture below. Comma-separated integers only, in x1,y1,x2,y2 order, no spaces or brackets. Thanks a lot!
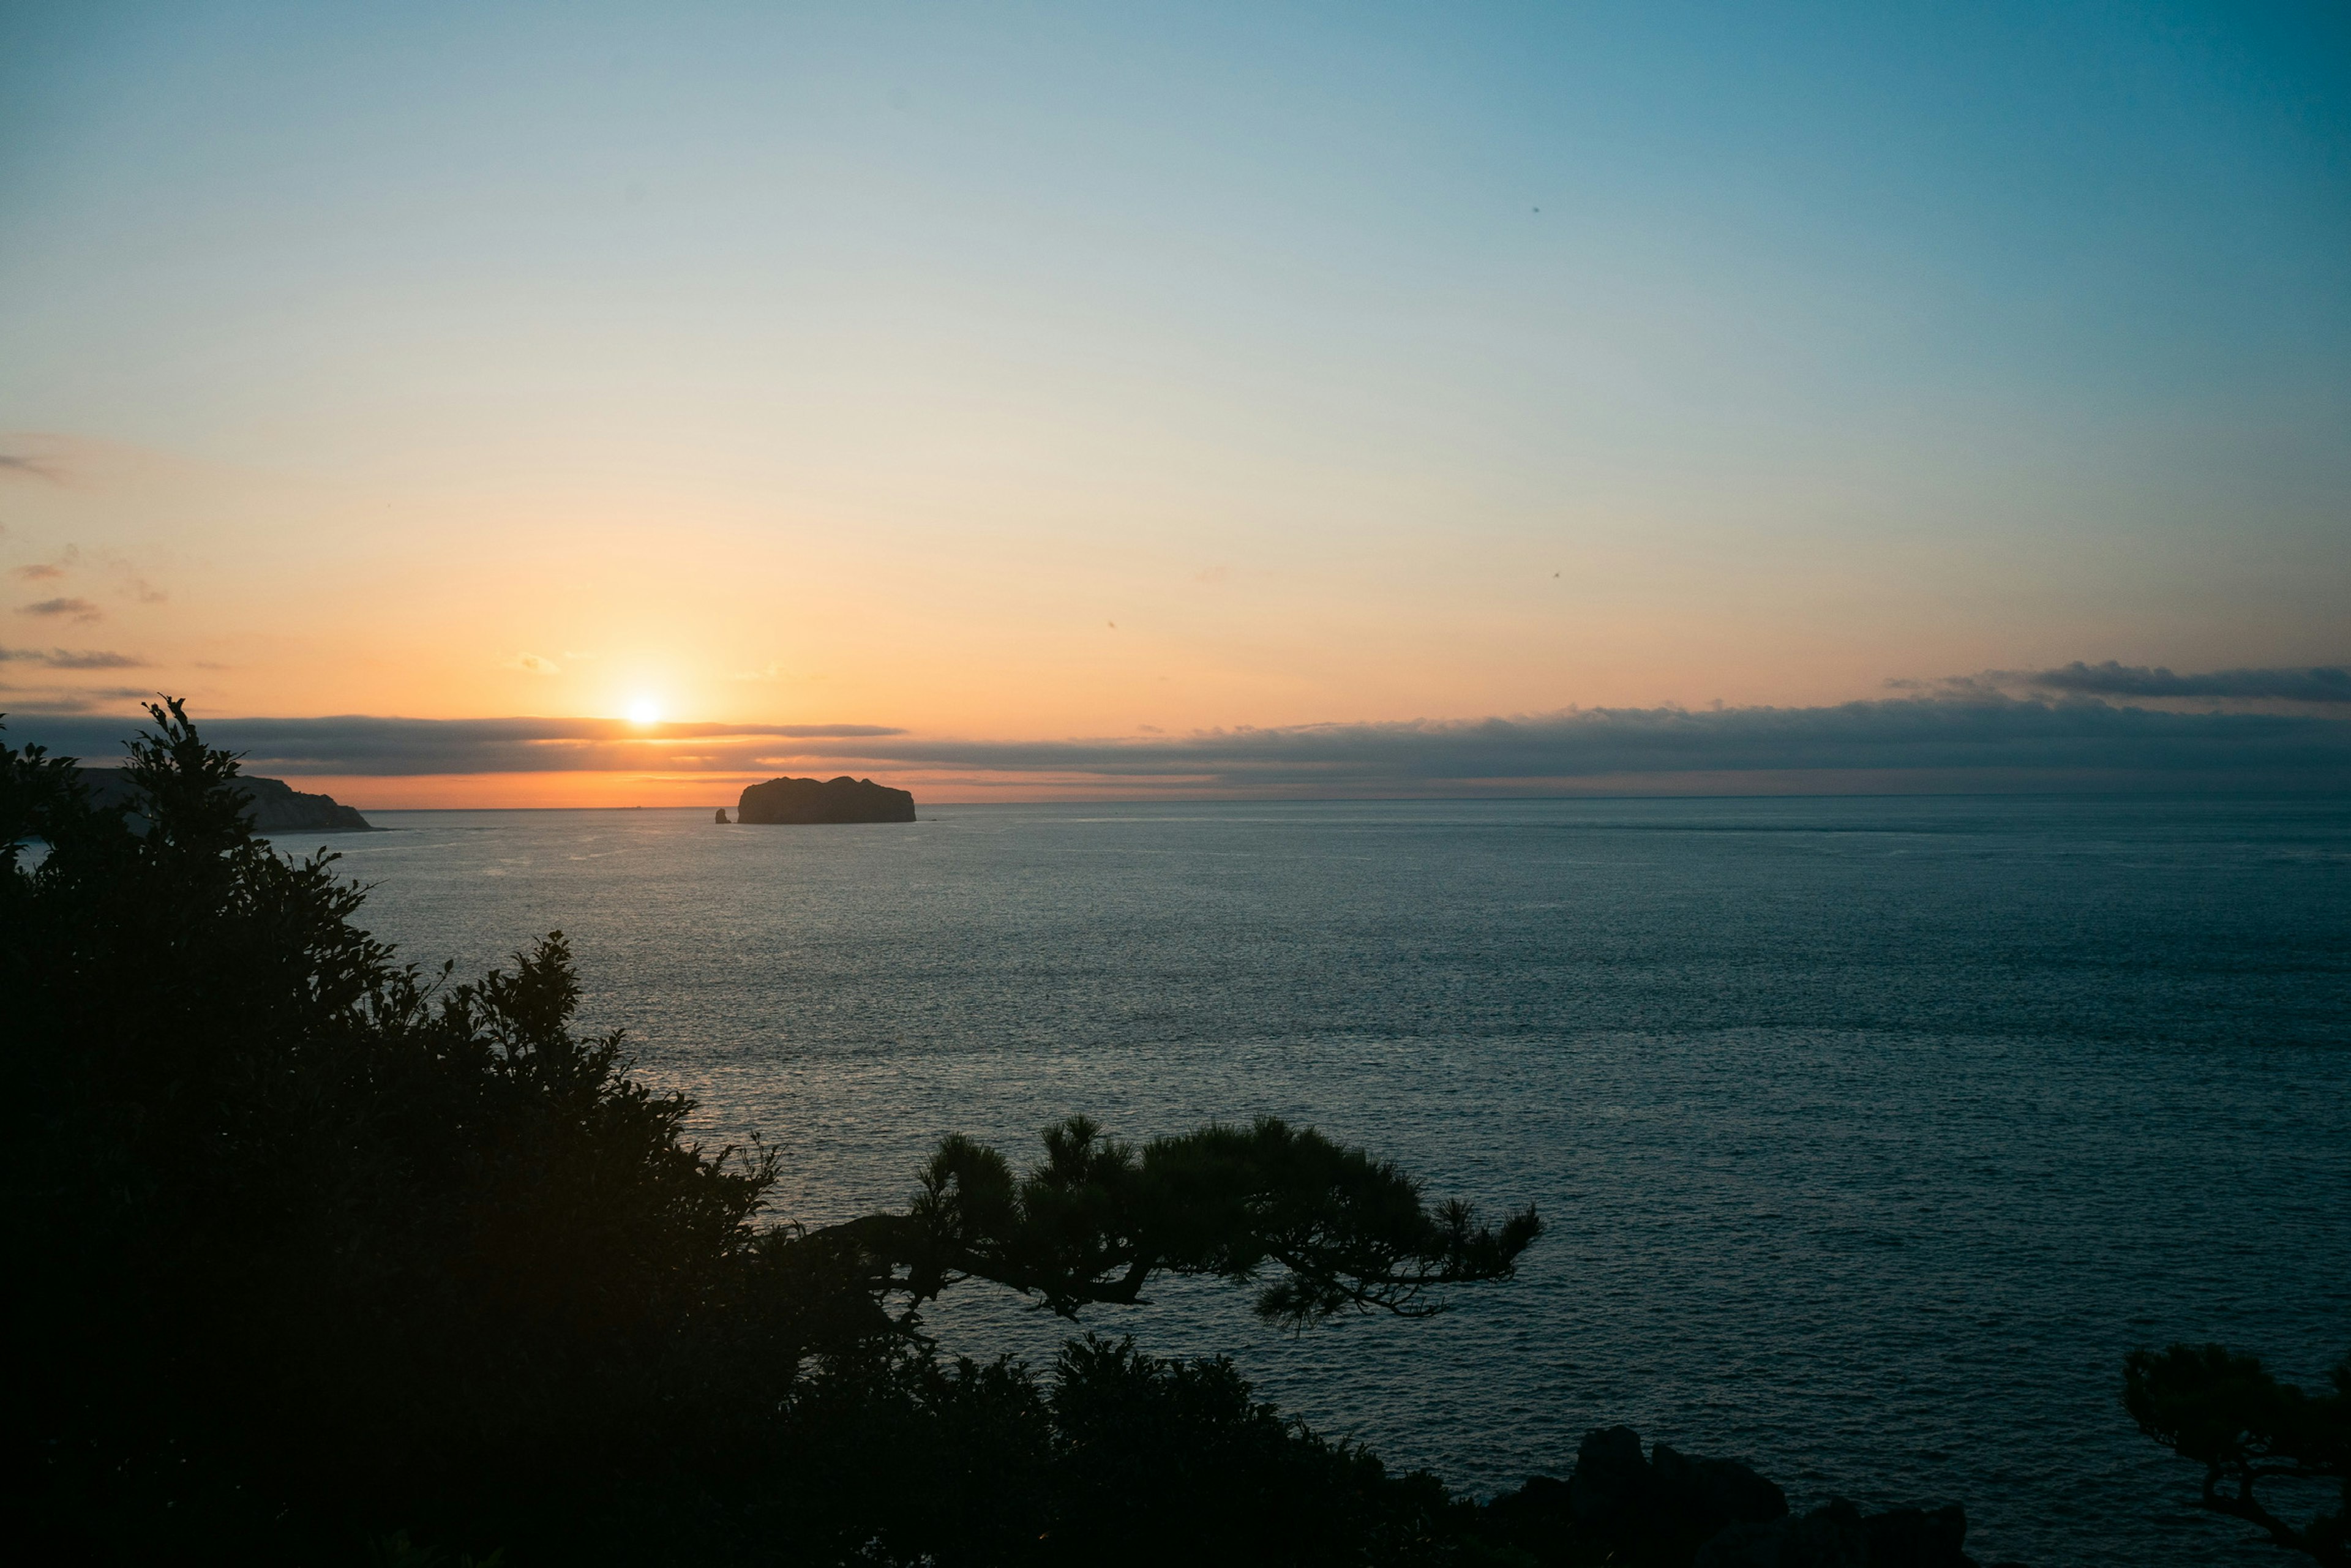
2127,1343,2349,1564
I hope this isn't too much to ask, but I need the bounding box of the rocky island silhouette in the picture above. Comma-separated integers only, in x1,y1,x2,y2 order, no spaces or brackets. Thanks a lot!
735,773,915,824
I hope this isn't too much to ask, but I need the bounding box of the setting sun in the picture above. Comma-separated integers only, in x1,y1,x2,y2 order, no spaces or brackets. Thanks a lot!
625,698,661,726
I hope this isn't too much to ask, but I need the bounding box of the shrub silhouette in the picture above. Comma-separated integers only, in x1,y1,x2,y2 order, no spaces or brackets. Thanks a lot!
2127,1343,2350,1564
821,1113,1542,1331
2,702,1535,1565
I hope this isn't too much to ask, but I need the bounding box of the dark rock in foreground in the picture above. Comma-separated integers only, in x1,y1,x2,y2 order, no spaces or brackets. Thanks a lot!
1694,1499,1979,1567
1481,1425,2022,1567
714,807,730,824
737,775,914,825
77,767,372,831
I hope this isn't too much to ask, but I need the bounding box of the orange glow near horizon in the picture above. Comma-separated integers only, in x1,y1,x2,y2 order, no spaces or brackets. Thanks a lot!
293,772,781,812
4,425,2342,806
277,770,1229,811
9,435,2074,763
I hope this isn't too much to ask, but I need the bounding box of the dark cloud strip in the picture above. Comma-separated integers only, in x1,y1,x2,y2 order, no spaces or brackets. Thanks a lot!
15,598,100,621
2028,661,2351,703
0,647,145,669
6,700,2347,791
0,453,62,481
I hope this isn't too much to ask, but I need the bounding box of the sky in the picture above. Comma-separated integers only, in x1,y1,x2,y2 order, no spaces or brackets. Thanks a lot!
2,0,2347,803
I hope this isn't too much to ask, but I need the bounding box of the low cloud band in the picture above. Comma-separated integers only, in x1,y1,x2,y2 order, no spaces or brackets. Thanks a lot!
9,698,2348,793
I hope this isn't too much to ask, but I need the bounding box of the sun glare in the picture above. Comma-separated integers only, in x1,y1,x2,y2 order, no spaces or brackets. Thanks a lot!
626,697,662,726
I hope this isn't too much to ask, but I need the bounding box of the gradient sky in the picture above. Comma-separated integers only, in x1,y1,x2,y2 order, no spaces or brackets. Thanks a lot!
3,1,2346,802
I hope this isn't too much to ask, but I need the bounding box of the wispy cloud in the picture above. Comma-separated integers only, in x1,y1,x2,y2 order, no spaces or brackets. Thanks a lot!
0,647,145,669
16,598,100,621
11,564,62,580
0,685,151,713
2023,661,2351,704
0,453,63,483
508,653,561,675
4,697,2345,793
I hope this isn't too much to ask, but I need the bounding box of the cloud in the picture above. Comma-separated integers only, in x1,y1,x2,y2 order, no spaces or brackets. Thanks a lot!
16,598,100,621
0,453,62,483
0,691,104,713
805,700,2351,790
0,647,145,669
3,697,2345,793
12,565,62,580
2023,661,2351,704
509,653,561,675
0,685,151,713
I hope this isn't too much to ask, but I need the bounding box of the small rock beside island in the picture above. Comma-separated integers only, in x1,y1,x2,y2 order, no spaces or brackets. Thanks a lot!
735,775,915,824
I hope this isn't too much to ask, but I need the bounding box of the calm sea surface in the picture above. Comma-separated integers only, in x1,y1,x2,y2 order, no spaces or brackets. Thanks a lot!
280,796,2351,1566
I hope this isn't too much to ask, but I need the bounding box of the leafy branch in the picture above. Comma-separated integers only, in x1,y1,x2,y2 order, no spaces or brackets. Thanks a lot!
2126,1342,2350,1564
811,1114,1542,1331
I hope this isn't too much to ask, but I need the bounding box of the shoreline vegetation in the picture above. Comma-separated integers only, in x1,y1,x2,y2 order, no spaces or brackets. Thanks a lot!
4,703,2341,1566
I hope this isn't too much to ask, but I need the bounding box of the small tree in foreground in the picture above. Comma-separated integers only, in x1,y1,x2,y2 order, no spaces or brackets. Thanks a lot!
2127,1343,2350,1565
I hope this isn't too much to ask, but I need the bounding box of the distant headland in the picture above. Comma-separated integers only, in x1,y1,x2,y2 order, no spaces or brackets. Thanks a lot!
76,767,374,832
734,775,914,825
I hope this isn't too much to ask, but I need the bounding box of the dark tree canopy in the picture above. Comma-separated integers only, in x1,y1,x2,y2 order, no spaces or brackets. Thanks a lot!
828,1114,1540,1330
2,702,1539,1565
2126,1343,2350,1565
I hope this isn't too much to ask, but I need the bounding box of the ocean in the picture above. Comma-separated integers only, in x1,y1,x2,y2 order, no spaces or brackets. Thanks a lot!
283,795,2351,1566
